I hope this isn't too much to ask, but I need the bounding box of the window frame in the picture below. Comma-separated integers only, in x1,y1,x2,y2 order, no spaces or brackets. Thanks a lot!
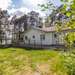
40,34,45,40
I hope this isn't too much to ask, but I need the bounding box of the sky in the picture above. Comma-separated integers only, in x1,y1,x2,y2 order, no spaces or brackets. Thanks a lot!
0,0,62,17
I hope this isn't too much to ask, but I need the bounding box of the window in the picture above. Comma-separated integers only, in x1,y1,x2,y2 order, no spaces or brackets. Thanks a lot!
25,36,28,40
32,35,35,39
40,34,45,40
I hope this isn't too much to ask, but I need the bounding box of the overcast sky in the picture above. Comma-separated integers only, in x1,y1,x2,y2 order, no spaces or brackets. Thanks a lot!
0,0,62,17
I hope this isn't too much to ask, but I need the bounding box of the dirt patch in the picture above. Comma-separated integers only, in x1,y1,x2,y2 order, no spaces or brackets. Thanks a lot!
14,63,53,75
36,63,52,75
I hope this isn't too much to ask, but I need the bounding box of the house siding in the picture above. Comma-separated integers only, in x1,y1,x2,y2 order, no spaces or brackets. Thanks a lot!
23,28,65,46
24,29,56,45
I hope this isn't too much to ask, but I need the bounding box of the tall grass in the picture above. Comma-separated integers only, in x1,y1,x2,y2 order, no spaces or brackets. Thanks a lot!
0,48,75,75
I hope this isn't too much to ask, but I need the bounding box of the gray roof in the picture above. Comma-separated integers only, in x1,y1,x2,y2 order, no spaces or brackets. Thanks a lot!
33,26,75,33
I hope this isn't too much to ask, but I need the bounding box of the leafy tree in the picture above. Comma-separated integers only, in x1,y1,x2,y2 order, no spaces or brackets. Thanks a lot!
39,0,75,49
59,0,75,49
0,9,9,45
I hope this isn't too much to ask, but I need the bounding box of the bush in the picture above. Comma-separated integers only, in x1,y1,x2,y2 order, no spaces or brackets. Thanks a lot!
49,52,75,75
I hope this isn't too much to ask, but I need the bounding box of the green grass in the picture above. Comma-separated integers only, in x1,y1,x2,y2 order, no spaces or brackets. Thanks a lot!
0,48,75,75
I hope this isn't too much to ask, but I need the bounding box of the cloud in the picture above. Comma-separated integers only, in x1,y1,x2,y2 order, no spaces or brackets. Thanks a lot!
21,0,61,17
0,0,61,17
19,7,30,13
21,0,48,17
8,0,46,17
22,0,47,10
8,7,31,15
8,7,46,18
0,0,12,10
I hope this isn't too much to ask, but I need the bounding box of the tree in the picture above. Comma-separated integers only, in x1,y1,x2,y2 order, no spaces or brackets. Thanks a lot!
0,9,9,45
60,0,75,49
39,0,75,49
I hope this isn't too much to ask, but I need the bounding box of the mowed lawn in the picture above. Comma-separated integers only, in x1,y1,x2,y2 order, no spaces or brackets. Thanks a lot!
0,48,74,75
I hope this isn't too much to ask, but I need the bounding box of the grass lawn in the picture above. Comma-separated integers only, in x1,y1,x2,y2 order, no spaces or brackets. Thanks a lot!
0,48,75,75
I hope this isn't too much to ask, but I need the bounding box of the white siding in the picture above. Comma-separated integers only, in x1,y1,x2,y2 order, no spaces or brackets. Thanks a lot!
24,29,53,45
42,33,53,45
23,29,65,45
52,33,65,44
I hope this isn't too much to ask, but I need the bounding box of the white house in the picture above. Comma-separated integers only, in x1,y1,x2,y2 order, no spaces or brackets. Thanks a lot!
23,26,65,47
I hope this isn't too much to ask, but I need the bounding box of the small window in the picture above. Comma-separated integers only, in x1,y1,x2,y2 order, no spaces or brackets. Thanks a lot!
40,34,45,40
25,36,28,40
32,35,35,39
